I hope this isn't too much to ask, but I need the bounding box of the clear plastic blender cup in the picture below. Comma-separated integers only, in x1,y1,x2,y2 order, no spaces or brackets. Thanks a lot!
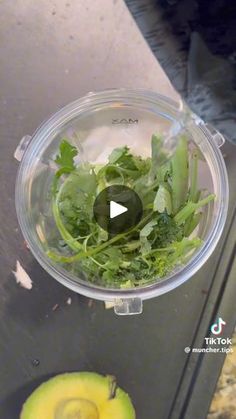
15,89,228,315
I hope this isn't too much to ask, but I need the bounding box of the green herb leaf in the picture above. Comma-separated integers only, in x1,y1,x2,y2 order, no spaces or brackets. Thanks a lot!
153,184,172,215
108,146,129,164
55,139,78,171
140,220,157,237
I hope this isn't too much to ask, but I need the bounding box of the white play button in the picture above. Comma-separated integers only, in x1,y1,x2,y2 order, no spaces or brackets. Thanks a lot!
94,186,143,234
110,200,128,219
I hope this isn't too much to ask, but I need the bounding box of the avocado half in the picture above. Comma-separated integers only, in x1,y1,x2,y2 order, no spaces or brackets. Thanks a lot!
20,372,136,419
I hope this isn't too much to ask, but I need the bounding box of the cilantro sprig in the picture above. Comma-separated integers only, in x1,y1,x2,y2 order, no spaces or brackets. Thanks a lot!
55,140,77,171
47,136,215,288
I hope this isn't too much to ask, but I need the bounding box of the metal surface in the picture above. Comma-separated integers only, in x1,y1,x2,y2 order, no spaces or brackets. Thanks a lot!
0,1,236,419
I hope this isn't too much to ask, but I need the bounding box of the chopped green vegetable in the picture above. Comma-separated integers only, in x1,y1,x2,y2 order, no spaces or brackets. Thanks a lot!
154,184,172,215
171,135,189,214
174,194,215,225
47,135,215,288
189,149,199,203
184,212,202,237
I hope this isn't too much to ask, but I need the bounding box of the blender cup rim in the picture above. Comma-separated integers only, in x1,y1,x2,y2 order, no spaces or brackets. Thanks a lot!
15,88,229,301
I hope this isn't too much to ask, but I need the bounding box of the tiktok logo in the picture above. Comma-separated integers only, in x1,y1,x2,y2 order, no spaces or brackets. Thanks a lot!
210,317,226,335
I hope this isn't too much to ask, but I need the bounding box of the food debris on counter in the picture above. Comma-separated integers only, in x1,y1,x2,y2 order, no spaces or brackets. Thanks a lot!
66,297,72,305
31,359,40,367
23,240,30,250
12,260,33,290
201,289,209,295
52,303,59,311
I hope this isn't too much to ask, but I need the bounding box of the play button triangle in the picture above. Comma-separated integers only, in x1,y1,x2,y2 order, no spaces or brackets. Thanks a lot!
93,185,143,234
110,201,128,219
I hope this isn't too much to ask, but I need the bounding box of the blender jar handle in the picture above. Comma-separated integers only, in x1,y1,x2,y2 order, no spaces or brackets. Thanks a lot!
14,135,32,161
113,298,143,315
203,123,225,148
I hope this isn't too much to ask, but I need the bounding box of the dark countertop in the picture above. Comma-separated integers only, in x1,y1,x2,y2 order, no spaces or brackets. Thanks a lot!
0,1,236,419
